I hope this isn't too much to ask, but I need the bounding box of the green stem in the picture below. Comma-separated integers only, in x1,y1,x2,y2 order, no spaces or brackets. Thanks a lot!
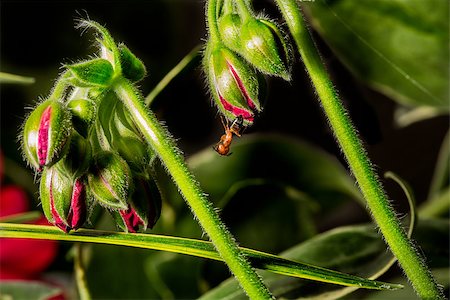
74,243,91,300
0,72,35,84
274,1,444,299
48,70,70,101
145,45,202,107
207,0,222,43
113,78,273,299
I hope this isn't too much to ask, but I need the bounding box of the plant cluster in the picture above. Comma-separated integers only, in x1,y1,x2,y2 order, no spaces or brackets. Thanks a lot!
21,21,161,233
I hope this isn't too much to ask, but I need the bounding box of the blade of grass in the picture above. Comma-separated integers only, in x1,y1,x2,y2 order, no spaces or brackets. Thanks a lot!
0,223,402,291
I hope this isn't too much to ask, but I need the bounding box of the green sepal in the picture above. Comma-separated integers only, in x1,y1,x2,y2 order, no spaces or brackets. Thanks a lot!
119,43,147,82
240,18,291,80
111,101,150,171
66,58,114,88
67,98,96,137
218,13,243,52
22,100,72,170
76,19,122,73
87,151,131,210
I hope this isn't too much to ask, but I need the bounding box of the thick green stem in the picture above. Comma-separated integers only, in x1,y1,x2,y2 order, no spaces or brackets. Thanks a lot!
274,0,444,299
113,78,273,299
207,0,221,43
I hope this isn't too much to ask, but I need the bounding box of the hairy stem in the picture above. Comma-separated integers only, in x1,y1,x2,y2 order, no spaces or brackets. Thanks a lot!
207,0,221,43
145,45,202,107
113,78,273,299
274,0,444,298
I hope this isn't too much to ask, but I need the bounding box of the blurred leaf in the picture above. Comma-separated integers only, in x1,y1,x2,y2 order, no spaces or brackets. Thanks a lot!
201,215,449,299
157,134,364,254
188,134,363,207
87,244,161,299
394,106,449,127
362,268,449,300
420,130,450,218
0,281,61,300
303,0,449,109
0,72,35,84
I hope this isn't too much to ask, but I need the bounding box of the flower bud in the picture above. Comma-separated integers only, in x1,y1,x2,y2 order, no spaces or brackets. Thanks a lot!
205,43,261,125
22,100,72,171
111,102,150,171
57,132,92,179
218,13,242,52
87,151,131,210
67,98,96,138
40,165,86,232
111,175,161,233
239,18,291,80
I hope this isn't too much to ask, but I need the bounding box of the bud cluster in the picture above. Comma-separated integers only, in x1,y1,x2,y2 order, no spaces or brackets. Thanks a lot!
20,22,161,233
204,0,292,126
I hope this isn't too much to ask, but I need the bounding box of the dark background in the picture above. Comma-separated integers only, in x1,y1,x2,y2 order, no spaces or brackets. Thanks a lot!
1,0,447,210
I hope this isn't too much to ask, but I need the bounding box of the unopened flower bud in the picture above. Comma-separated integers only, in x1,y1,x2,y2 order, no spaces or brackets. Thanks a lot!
240,18,291,80
67,98,96,137
218,13,242,52
22,100,72,171
40,165,86,232
88,151,131,210
58,132,92,178
111,102,150,171
205,43,261,125
111,176,161,233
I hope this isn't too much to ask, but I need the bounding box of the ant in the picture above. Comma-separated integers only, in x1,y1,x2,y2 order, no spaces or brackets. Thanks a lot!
214,115,244,156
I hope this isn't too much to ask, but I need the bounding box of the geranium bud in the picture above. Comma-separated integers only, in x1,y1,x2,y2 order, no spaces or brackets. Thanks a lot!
40,165,86,232
218,13,242,52
111,176,161,233
111,102,150,171
58,132,92,179
205,43,261,126
240,18,291,80
22,100,72,171
67,98,96,138
88,151,131,210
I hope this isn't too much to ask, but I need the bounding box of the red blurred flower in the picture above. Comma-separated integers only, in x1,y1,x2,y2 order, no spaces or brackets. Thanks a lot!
0,154,58,280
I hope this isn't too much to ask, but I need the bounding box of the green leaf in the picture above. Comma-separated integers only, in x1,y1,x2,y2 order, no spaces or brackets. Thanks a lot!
119,43,147,82
0,281,61,300
0,223,402,292
200,217,449,299
303,0,449,109
66,58,114,87
0,72,35,84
